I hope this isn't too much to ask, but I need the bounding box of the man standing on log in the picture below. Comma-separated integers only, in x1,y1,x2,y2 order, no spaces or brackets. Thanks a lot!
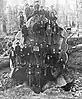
22,22,29,43
22,44,28,64
19,11,24,29
15,42,21,65
10,47,16,67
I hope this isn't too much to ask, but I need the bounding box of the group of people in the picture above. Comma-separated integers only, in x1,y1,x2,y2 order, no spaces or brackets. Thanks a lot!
9,37,66,90
24,0,57,21
10,40,64,67
8,1,69,93
19,0,59,30
20,1,64,46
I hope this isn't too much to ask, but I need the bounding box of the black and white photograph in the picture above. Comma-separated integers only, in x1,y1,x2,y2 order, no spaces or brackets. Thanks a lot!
0,0,82,98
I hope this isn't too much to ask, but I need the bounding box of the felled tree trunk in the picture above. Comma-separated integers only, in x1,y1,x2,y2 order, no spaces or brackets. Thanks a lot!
0,58,9,69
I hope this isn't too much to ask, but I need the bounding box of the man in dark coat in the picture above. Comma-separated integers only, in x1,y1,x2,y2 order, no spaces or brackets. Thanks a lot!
15,42,21,55
45,44,52,55
10,47,16,67
19,11,24,28
22,44,28,64
26,63,34,87
34,64,41,93
26,5,34,20
33,18,40,37
22,22,29,43
29,5,34,16
39,43,45,66
15,42,21,65
39,6,45,16
45,7,50,19
33,42,40,64
27,44,33,64
33,1,40,16
45,45,52,66
24,3,30,20
39,20,46,38
45,20,53,45
50,48,60,66
50,12,57,22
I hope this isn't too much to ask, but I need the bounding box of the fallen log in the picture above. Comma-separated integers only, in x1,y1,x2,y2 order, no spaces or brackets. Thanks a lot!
68,44,82,55
0,57,9,69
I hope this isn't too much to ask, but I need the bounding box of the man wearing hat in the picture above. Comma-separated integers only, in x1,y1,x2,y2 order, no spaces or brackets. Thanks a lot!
33,17,40,37
34,0,39,7
45,7,50,19
46,20,52,45
67,27,71,35
50,5,57,15
50,12,57,22
39,43,45,66
33,42,40,64
19,11,24,28
22,22,29,43
45,44,52,66
24,3,30,20
50,48,60,66
26,44,33,64
39,6,45,16
22,44,28,64
10,47,16,67
15,42,21,65
27,5,34,20
39,19,46,38
26,63,34,87
33,0,40,16
34,63,41,91
15,42,20,54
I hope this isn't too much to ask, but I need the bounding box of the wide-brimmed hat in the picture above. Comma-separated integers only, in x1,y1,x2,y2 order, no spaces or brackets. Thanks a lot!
19,11,23,13
40,5,43,8
11,47,14,49
16,42,20,44
67,27,71,30
51,5,54,7
34,0,39,3
25,2,29,6
30,5,33,7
